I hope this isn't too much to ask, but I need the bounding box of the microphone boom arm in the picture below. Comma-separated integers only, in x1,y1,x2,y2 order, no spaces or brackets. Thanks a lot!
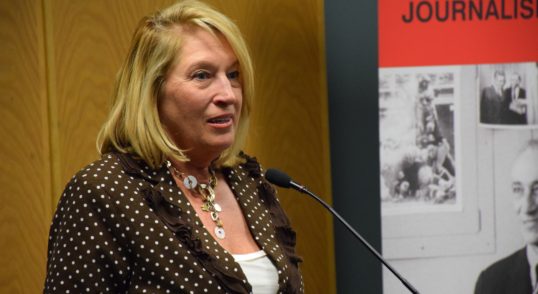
290,181,420,294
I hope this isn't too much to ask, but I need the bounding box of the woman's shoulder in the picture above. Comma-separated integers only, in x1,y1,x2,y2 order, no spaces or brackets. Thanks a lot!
55,154,121,206
59,152,154,202
235,151,263,175
68,152,160,187
226,152,282,205
53,152,158,228
64,153,123,188
78,152,121,173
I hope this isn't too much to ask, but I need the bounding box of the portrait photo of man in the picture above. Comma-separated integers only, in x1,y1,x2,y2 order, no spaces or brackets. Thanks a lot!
504,72,528,125
475,141,538,294
479,70,506,124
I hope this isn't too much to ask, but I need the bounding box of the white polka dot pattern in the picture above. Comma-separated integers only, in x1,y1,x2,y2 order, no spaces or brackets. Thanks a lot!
44,153,303,293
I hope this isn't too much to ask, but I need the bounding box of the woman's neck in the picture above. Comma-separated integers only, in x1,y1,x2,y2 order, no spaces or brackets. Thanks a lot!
168,157,216,183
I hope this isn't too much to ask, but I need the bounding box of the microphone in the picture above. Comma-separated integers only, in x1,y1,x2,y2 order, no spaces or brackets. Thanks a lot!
265,168,420,294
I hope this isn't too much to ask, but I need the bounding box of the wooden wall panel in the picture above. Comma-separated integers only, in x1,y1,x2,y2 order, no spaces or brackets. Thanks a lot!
46,0,176,200
208,1,336,293
46,0,335,293
0,0,51,293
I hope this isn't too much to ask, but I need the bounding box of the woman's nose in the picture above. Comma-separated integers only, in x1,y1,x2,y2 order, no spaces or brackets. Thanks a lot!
213,75,237,105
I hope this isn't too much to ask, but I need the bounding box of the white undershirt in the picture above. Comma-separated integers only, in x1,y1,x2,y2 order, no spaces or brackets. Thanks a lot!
232,250,279,294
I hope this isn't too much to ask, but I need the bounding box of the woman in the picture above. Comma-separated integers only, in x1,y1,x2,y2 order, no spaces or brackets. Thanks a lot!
44,1,303,293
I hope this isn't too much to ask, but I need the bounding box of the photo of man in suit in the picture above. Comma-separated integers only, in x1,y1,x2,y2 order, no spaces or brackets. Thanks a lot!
503,72,527,125
480,70,506,124
475,141,538,294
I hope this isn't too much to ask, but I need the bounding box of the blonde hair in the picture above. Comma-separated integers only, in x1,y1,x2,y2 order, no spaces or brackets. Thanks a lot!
97,0,254,169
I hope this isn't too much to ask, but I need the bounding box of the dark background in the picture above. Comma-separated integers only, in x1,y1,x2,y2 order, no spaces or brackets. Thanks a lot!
325,0,382,293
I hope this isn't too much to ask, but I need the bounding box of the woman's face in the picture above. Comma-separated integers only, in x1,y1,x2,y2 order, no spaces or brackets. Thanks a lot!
159,27,242,159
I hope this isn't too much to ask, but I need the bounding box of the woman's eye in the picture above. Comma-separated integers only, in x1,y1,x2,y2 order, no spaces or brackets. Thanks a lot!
227,70,240,80
192,71,211,80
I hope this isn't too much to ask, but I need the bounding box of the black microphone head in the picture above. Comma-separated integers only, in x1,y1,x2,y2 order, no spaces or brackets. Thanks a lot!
265,168,292,188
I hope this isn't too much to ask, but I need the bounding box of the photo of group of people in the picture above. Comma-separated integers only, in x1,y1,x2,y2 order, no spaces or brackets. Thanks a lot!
379,67,458,215
479,63,537,128
379,63,538,216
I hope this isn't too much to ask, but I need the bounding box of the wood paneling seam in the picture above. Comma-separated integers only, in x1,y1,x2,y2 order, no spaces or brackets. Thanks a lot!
42,0,61,214
315,1,337,292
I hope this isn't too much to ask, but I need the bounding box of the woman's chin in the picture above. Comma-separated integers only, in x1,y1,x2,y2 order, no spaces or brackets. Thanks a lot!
204,138,235,154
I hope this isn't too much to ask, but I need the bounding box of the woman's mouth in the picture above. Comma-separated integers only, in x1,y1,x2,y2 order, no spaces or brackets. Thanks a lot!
207,115,233,127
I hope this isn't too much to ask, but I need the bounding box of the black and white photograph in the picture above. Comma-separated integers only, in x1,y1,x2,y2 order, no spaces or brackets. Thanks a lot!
479,62,538,128
381,64,538,293
379,66,460,215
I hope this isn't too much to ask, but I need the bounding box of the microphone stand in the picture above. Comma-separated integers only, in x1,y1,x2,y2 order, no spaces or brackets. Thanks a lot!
289,182,420,294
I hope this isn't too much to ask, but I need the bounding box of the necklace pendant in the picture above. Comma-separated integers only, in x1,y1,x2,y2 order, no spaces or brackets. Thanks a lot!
206,186,216,201
183,175,198,189
215,227,226,239
210,211,219,221
213,203,222,212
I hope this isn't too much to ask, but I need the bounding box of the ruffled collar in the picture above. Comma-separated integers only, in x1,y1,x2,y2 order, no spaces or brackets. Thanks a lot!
113,151,302,293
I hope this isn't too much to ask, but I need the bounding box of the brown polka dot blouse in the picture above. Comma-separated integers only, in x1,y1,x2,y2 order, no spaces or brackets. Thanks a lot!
44,152,303,293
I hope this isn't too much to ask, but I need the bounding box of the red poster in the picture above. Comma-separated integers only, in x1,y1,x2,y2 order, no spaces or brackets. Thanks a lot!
379,0,538,67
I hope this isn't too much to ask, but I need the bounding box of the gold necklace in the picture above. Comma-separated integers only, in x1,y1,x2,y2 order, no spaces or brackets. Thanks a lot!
166,161,226,239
